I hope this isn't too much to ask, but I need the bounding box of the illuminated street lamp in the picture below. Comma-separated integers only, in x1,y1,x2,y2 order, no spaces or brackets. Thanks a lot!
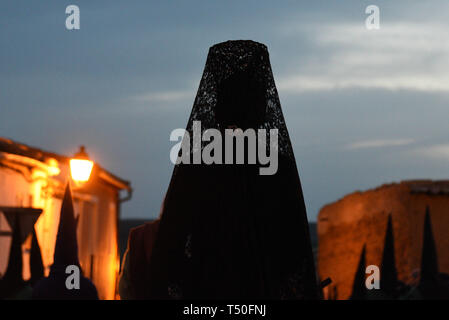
70,146,94,183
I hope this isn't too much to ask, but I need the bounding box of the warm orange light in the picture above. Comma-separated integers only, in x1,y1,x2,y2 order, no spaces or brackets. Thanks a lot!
46,158,61,176
70,159,93,182
70,146,94,183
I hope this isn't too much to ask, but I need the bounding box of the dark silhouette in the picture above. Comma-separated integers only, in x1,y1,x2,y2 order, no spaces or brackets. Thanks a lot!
32,184,98,300
417,206,449,299
0,218,31,299
376,215,410,299
29,228,44,286
350,245,367,300
380,215,398,295
145,40,318,299
119,219,161,299
420,207,439,283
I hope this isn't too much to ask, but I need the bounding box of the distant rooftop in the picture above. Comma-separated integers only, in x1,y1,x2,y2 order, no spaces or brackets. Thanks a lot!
354,179,449,196
404,180,449,195
0,137,131,191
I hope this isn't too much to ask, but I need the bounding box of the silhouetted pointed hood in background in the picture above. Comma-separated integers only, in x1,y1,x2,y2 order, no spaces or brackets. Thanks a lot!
0,218,25,298
52,184,80,271
30,228,44,285
350,245,367,300
420,207,438,283
32,183,98,300
380,215,398,295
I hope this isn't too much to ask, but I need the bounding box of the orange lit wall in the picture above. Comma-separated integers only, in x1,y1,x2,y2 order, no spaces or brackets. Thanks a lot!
318,181,449,300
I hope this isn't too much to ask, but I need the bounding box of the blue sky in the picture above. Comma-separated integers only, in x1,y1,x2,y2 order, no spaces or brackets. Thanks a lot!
1,1,449,221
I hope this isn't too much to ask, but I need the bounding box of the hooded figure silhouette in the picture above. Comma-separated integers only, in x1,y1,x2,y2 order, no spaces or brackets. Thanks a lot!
350,245,367,300
145,40,319,299
32,184,98,300
417,207,449,299
0,218,32,299
29,228,44,286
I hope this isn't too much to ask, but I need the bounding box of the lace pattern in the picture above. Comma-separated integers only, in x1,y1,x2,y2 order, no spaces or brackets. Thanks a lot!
174,40,295,177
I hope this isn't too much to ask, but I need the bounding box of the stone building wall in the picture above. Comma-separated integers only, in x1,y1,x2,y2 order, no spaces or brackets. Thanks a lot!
317,180,449,300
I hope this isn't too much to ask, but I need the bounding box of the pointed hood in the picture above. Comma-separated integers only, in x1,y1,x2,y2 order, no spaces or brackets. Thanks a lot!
30,228,44,285
0,218,24,298
380,215,398,295
350,245,367,300
2,218,23,282
32,184,99,300
52,184,80,271
420,206,439,283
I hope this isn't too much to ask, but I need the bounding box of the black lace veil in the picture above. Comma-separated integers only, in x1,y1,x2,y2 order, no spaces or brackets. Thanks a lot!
146,40,318,299
181,40,293,162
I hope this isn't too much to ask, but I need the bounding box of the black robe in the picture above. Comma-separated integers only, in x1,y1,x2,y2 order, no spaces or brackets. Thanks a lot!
146,40,318,299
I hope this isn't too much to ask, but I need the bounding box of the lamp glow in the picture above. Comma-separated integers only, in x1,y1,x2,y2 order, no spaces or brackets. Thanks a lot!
70,146,94,183
70,159,93,182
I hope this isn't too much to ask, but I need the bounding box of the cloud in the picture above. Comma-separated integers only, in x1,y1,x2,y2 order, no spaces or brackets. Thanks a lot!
413,144,449,160
131,90,194,103
278,75,449,93
277,22,449,94
346,139,414,150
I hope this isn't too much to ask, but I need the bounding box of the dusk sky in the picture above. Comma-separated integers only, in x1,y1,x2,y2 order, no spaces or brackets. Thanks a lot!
1,1,449,221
